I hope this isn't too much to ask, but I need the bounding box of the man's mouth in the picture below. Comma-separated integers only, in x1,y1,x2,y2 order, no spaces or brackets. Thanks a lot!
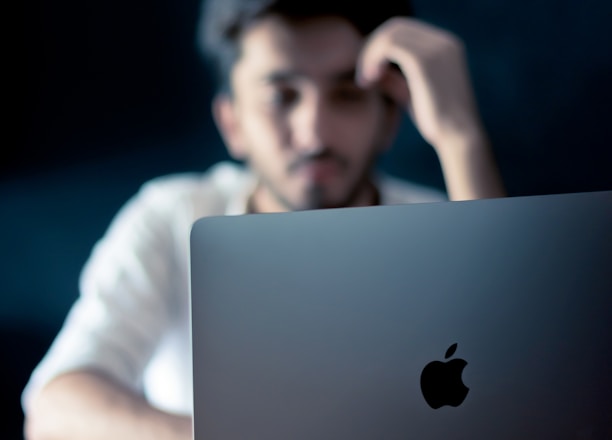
289,153,348,183
298,159,343,181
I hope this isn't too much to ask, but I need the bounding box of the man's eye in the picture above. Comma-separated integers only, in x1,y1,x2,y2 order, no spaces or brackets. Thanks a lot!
332,87,368,103
269,88,298,107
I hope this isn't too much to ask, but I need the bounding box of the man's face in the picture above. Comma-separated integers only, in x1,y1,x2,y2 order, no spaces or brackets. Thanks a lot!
217,14,398,212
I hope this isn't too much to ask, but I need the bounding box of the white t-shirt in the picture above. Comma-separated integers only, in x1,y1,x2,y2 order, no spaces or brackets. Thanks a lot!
22,161,446,415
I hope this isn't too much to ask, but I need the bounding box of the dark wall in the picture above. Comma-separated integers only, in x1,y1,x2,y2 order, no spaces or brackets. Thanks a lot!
14,0,224,178
4,0,612,437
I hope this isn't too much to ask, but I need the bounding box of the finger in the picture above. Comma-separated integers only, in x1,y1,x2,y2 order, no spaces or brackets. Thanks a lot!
357,17,461,87
356,36,391,87
357,37,413,110
356,18,417,86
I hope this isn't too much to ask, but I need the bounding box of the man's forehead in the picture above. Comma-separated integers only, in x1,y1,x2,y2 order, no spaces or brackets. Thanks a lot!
234,14,364,83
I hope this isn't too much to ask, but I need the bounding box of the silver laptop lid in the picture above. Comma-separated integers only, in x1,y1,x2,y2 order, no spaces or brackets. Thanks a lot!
190,190,612,439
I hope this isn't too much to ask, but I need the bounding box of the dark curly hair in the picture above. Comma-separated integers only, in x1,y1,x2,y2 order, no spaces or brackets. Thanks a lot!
196,0,414,93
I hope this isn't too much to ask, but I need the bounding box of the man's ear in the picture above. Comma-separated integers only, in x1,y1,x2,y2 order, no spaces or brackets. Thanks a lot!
212,93,248,160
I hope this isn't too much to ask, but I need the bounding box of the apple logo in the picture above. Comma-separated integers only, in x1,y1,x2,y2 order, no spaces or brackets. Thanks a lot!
420,343,469,409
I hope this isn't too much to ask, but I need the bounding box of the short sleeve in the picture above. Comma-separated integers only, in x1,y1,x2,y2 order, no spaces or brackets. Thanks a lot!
22,178,183,411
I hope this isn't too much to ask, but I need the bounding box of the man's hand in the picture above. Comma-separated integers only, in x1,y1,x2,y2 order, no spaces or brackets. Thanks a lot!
357,17,505,200
357,17,481,151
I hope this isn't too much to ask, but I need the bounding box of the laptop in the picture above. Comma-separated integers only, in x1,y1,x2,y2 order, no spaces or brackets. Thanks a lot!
190,190,612,439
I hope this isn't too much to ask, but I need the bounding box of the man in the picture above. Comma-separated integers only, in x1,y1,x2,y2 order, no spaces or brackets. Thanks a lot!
23,0,505,439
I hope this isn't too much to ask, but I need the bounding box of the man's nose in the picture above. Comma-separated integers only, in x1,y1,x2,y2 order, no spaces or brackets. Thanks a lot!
290,94,334,154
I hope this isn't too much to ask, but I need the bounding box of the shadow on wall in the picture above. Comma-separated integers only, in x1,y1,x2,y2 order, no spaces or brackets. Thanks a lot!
1,327,55,439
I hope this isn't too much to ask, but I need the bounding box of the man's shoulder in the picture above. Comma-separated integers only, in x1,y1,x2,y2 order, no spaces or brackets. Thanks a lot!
378,173,448,205
122,161,252,220
140,160,248,200
142,161,248,193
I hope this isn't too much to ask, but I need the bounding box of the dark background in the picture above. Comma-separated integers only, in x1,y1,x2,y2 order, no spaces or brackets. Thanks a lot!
4,0,612,437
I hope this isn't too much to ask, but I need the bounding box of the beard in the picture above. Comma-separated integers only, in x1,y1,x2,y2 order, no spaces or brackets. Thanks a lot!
253,148,382,212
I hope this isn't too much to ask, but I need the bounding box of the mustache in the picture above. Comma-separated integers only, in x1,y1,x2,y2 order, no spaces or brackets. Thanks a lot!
287,150,349,174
